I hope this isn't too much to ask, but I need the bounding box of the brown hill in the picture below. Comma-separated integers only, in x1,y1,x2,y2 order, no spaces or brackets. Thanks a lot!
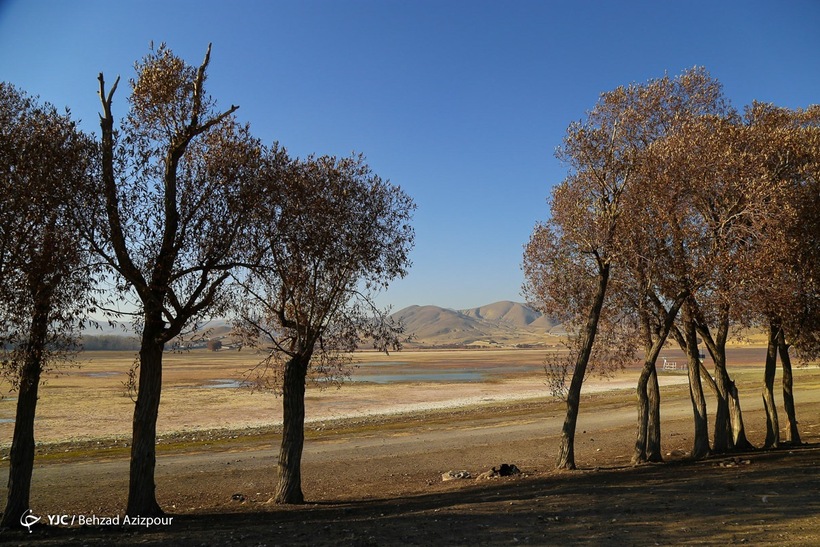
461,301,547,327
390,305,485,342
392,301,561,347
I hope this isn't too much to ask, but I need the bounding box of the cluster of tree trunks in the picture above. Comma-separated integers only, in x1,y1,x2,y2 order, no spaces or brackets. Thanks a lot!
524,68,818,471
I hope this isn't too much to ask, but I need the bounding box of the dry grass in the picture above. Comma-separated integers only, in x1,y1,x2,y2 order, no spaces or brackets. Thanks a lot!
3,346,817,450
0,346,818,545
0,348,560,448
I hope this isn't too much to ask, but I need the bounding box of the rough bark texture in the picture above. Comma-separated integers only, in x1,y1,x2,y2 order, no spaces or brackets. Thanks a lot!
727,380,753,450
556,264,610,470
632,362,663,464
647,367,663,462
634,364,663,464
1,300,48,529
274,353,311,504
633,366,652,464
633,296,686,464
0,332,45,528
711,361,732,453
777,332,801,445
762,322,780,449
695,309,751,454
683,307,710,459
126,317,165,517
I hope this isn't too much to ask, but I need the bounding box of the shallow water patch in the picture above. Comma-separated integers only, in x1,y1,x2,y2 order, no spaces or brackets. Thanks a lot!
83,371,121,378
201,379,244,389
353,371,485,383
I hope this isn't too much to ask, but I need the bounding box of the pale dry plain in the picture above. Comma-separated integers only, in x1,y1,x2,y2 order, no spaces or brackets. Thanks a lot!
0,348,690,445
0,346,818,545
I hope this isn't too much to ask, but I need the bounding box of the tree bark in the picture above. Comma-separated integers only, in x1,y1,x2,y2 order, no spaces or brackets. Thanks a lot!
557,263,610,470
777,331,801,445
633,295,686,464
683,305,709,459
633,364,663,464
126,317,165,517
274,353,311,504
762,321,780,449
728,379,754,450
710,356,732,454
694,308,748,454
647,366,662,462
1,298,49,529
632,291,689,464
633,365,651,464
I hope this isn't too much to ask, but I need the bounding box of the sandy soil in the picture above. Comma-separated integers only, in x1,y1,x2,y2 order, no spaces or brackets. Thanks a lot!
0,348,818,545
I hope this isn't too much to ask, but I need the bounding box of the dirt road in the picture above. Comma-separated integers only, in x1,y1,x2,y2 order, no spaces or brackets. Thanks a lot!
1,353,818,545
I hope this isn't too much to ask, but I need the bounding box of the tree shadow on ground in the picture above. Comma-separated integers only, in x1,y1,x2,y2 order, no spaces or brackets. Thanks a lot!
7,443,819,546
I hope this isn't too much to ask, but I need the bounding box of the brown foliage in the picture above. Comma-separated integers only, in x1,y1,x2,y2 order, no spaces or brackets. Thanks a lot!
96,43,262,516
234,149,415,388
0,83,98,528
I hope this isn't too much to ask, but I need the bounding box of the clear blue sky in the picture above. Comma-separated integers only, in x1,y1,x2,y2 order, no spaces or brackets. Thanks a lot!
1,0,818,311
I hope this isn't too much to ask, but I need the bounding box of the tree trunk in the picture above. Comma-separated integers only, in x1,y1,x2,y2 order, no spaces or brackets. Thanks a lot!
698,361,718,398
777,331,800,445
634,293,686,464
274,353,310,503
1,307,48,529
711,355,732,454
694,310,740,454
647,366,662,462
633,363,663,464
728,380,754,450
633,365,651,464
126,318,165,517
2,369,42,530
683,306,709,459
762,321,780,449
556,263,610,470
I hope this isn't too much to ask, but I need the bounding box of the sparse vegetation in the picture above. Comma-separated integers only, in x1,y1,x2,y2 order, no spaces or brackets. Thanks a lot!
1,41,819,545
0,349,818,544
525,68,820,471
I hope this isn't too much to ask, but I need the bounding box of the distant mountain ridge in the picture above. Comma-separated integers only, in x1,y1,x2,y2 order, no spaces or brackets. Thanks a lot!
81,302,560,350
391,301,560,348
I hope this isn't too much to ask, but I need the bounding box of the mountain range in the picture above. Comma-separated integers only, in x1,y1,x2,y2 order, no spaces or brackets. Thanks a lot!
390,301,562,348
82,301,561,349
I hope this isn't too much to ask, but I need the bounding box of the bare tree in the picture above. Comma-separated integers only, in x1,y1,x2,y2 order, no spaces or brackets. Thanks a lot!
233,149,414,504
95,44,261,516
0,83,97,528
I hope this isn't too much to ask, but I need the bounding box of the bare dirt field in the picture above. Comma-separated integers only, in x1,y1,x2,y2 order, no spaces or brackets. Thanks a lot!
0,347,818,545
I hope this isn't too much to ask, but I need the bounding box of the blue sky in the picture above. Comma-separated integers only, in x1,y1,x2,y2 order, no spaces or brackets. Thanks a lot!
1,0,818,311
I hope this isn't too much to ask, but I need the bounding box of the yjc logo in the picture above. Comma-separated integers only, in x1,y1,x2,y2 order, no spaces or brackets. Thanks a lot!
20,509,41,533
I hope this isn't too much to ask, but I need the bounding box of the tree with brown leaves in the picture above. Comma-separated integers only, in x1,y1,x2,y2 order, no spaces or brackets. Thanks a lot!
233,149,414,504
744,102,820,447
0,83,97,528
525,68,728,469
613,69,732,463
96,44,262,516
